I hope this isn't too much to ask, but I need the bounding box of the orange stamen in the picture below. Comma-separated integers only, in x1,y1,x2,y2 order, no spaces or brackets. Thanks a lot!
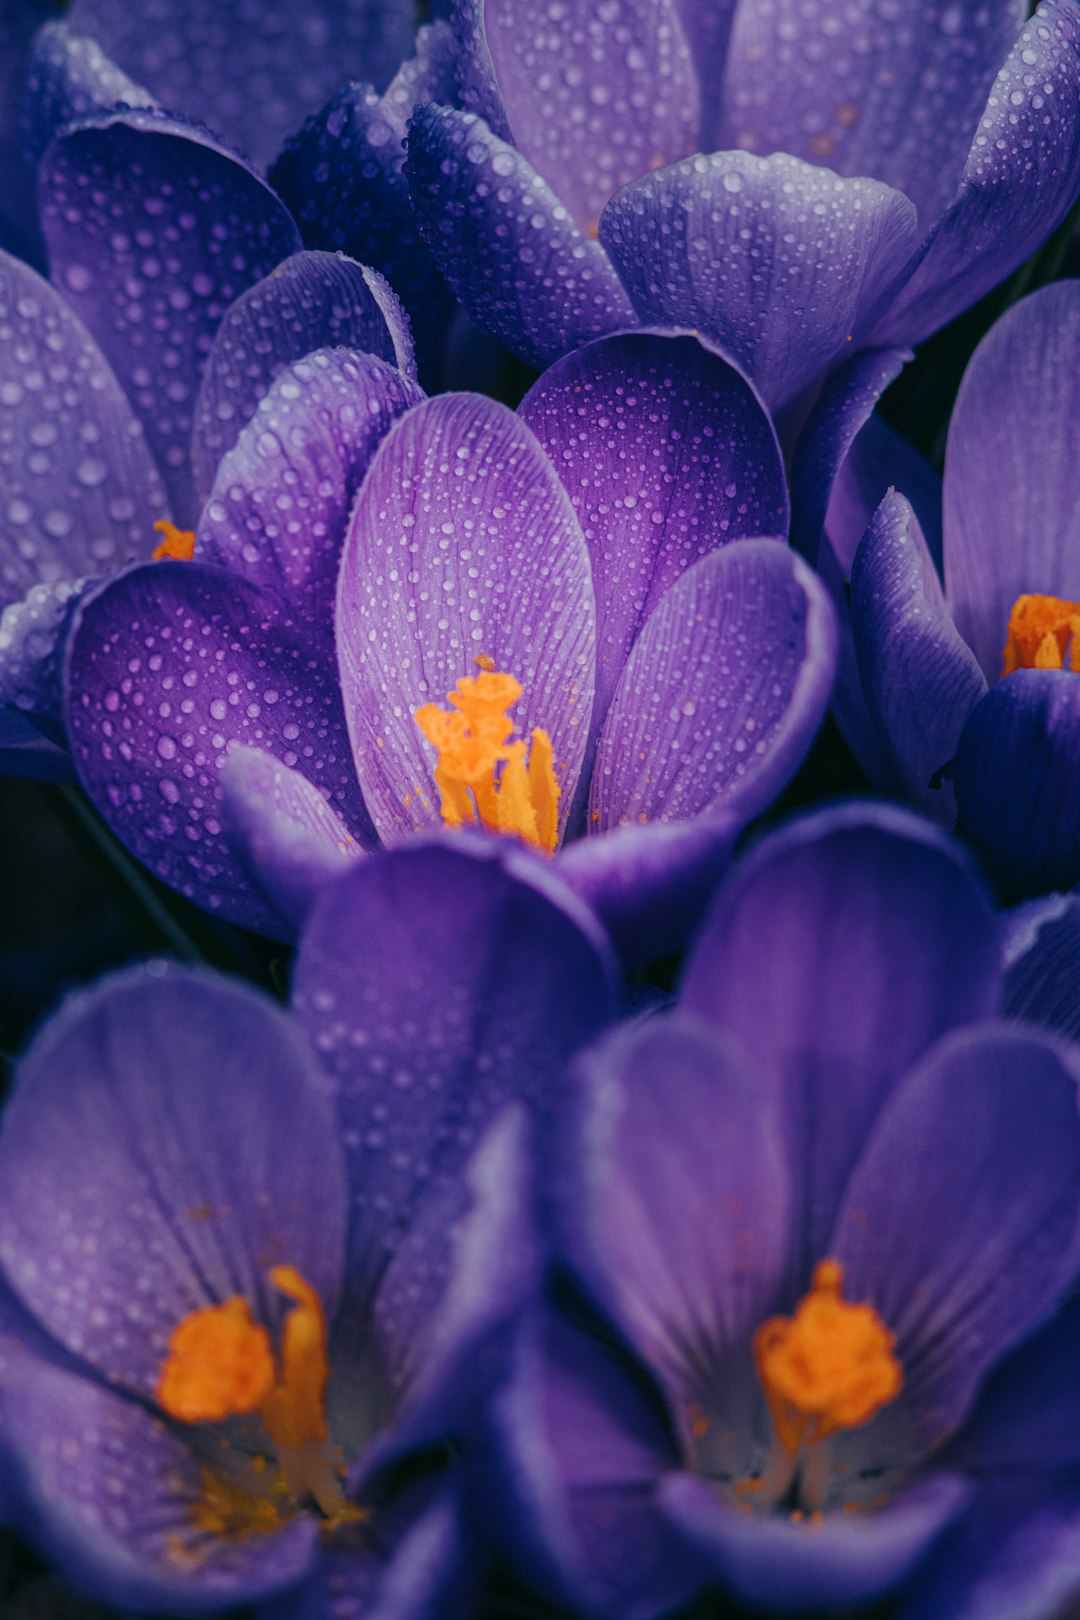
1002,593,1080,676
156,1296,275,1425
152,520,196,561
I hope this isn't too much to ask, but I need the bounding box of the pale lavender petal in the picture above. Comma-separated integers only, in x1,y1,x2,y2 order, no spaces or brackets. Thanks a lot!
944,281,1080,679
720,0,1024,232
406,105,636,371
40,110,302,523
589,540,837,831
336,393,596,846
871,0,1080,348
197,347,422,623
21,22,158,167
0,577,84,739
0,249,169,610
191,251,415,503
600,152,919,410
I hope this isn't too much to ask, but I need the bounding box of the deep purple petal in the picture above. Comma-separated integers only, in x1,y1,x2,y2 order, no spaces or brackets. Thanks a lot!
0,249,169,610
589,540,837,831
825,410,944,576
5,1354,319,1613
66,561,368,935
21,22,158,168
197,347,422,623
0,0,56,264
953,669,1080,898
943,281,1080,679
64,0,415,168
1003,893,1080,1042
40,110,302,524
191,252,415,503
406,105,637,371
680,803,1003,1273
0,964,346,1398
674,0,739,150
519,330,787,763
480,0,698,229
851,490,987,818
336,393,596,846
0,578,85,740
0,708,77,782
871,0,1080,348
599,153,918,411
292,839,616,1285
833,1023,1080,1456
719,0,1023,233
952,1295,1080,1472
662,1468,969,1611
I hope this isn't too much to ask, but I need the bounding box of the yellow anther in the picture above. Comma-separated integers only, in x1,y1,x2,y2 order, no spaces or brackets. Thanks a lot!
1002,593,1080,676
414,660,560,854
753,1260,902,1456
152,520,196,562
157,1296,275,1425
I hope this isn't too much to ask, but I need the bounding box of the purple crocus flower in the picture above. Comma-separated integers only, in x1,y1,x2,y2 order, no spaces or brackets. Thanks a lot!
404,0,1080,419
482,801,1080,1617
0,836,616,1613
62,329,837,962
850,279,1080,899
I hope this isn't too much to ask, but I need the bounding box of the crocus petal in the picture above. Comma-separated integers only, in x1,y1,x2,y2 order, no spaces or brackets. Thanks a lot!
681,803,1003,1274
197,347,423,623
719,0,1023,233
953,669,1080,898
0,0,55,263
1002,893,1080,1041
519,329,787,759
661,1468,969,1612
4,1354,319,1613
832,1023,1080,1456
479,0,698,229
406,105,637,371
191,252,415,503
0,250,169,610
0,577,84,742
221,745,367,936
589,540,837,832
851,490,987,819
64,0,415,168
21,22,158,167
943,281,1080,679
870,0,1080,348
952,1295,1080,1472
66,562,368,936
0,709,76,782
600,153,919,411
336,393,596,846
0,964,346,1398
292,839,616,1287
39,110,302,524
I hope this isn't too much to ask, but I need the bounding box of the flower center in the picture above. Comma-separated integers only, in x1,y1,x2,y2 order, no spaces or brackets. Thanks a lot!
151,520,196,561
157,1265,352,1528
1002,593,1080,676
413,658,560,853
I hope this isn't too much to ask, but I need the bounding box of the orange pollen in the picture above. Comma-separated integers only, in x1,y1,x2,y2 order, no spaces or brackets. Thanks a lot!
752,1260,902,1455
151,520,196,562
413,659,560,854
156,1296,275,1425
1002,593,1080,676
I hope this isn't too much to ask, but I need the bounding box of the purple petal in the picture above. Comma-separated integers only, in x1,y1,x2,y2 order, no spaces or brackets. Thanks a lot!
519,329,787,759
680,803,1003,1272
6,1354,319,1612
954,1295,1080,1472
662,1468,969,1611
0,964,346,1398
65,561,367,935
406,105,637,371
0,1,56,264
292,839,615,1285
719,0,1023,233
191,252,415,503
335,393,596,846
1003,893,1080,1042
851,490,987,818
0,250,169,610
599,153,918,411
381,21,462,138
674,0,739,150
825,410,944,576
871,0,1080,348
0,708,77,782
943,281,1080,679
480,0,698,229
221,745,367,936
64,0,415,168
832,1023,1080,1456
40,110,302,524
953,669,1080,898
589,540,837,832
21,22,158,168
0,578,85,740
197,347,423,623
